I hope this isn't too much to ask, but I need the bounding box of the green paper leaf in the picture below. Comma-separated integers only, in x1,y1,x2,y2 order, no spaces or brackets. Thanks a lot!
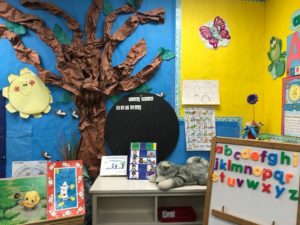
4,21,26,35
128,0,140,10
158,47,175,61
59,91,73,103
110,94,123,104
103,1,114,16
53,24,72,45
133,84,152,93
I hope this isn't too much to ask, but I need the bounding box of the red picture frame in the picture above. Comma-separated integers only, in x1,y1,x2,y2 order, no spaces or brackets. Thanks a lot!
47,160,85,220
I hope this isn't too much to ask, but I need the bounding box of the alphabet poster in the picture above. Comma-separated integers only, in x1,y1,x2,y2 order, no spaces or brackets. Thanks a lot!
203,137,300,225
47,160,85,220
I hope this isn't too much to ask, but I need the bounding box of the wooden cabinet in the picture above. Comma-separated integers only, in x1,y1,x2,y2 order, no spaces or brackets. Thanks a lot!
90,177,206,225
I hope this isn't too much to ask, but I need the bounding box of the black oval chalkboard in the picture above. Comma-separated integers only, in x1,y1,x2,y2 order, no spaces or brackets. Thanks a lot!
105,92,179,162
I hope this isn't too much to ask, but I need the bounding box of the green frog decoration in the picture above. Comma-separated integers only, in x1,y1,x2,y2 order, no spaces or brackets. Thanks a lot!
267,36,286,79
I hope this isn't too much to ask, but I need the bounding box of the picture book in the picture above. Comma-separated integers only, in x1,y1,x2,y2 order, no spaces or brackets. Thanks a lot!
100,155,128,176
0,175,47,225
128,142,157,180
47,160,85,220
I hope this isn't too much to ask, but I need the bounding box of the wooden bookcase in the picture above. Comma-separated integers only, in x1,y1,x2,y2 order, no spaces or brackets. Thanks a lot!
90,177,206,225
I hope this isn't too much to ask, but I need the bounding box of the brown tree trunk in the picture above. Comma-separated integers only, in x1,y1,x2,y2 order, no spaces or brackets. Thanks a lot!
75,91,107,178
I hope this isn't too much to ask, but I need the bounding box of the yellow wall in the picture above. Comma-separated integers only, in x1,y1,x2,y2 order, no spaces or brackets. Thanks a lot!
264,0,299,135
181,0,266,131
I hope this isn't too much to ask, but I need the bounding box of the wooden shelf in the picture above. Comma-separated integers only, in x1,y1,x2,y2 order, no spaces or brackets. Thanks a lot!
90,177,206,225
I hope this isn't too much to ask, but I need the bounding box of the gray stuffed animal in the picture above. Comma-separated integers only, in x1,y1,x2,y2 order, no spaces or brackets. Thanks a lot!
149,156,209,191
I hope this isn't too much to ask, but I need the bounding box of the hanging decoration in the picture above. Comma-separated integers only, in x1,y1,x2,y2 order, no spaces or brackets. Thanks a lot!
267,36,286,79
2,68,53,119
199,16,231,49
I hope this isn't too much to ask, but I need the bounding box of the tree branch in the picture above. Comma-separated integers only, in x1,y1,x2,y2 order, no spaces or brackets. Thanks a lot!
103,4,137,43
85,0,103,44
0,1,64,60
110,8,164,43
103,55,163,96
21,0,83,50
113,38,147,77
100,8,164,83
0,24,63,87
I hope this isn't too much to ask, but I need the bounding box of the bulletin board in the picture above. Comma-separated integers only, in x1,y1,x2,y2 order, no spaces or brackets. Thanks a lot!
0,0,176,177
203,137,300,225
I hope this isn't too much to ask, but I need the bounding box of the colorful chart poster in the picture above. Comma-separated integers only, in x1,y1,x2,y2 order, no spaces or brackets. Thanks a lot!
47,160,85,220
128,142,157,180
282,76,300,137
0,176,46,225
184,106,216,151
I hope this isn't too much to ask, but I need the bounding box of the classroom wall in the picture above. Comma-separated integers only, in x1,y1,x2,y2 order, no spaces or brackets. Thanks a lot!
181,0,265,130
264,0,299,135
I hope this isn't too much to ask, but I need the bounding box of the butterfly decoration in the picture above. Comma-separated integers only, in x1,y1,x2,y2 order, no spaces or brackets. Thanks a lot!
199,16,231,49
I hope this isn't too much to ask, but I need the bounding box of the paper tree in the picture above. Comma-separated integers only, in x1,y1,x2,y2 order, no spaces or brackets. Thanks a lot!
0,0,170,178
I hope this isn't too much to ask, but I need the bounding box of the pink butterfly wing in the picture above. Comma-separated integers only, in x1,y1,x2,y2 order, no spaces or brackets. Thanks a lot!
209,38,219,49
219,28,231,39
199,26,212,40
214,16,226,29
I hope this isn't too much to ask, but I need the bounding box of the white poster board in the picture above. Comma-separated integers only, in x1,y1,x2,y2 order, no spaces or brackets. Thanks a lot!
203,137,300,225
100,155,128,176
12,160,47,178
182,80,220,105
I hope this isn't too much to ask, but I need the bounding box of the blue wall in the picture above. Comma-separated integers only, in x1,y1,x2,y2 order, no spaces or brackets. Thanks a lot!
0,0,178,177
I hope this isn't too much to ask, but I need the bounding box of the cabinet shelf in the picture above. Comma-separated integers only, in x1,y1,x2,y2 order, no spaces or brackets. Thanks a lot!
90,177,206,225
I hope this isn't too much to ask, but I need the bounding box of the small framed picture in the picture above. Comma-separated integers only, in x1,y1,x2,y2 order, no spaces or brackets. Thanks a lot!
100,155,128,176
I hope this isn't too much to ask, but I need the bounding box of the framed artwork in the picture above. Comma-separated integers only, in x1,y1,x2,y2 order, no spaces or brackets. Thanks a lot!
282,76,300,137
47,160,85,220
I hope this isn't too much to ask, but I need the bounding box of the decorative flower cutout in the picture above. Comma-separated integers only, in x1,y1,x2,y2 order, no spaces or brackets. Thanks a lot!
243,94,262,139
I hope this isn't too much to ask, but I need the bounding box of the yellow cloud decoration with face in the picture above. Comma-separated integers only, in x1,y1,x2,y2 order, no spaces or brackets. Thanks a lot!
2,68,53,119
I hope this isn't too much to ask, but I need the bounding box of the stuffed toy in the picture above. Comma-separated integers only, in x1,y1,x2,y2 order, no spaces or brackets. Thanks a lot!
149,156,209,191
